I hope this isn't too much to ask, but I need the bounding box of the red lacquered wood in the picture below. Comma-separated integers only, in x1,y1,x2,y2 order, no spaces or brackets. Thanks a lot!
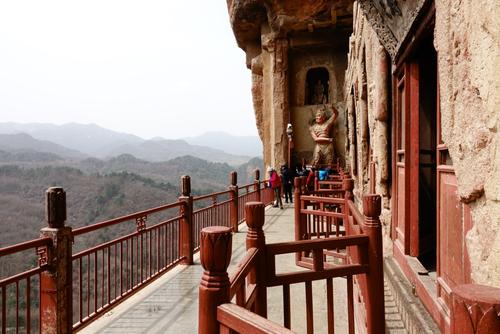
217,303,295,334
245,202,267,317
283,284,291,329
179,175,194,264
326,278,334,334
305,280,314,334
362,194,385,334
451,284,500,334
229,171,239,232
198,226,233,334
347,276,354,334
39,187,73,334
254,169,261,202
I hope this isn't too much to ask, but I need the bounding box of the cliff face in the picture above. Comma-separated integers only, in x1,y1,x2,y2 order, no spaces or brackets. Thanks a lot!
434,0,500,287
227,0,353,169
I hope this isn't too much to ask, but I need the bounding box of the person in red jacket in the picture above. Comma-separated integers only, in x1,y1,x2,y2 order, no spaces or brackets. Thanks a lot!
267,167,283,209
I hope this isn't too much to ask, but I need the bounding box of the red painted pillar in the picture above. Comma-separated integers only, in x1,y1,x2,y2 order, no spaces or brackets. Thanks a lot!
254,169,261,202
39,187,73,334
229,171,239,232
245,202,267,317
179,175,193,265
451,284,500,333
362,194,385,334
198,226,232,334
343,176,355,236
294,177,304,263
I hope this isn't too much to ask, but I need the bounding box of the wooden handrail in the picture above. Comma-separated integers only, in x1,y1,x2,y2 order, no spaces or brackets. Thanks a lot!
266,235,368,255
198,188,384,333
229,247,259,297
2,170,270,333
217,304,295,334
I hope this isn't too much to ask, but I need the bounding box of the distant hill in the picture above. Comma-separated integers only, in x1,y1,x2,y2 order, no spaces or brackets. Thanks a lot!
0,149,64,163
0,123,256,165
0,122,142,157
0,133,86,159
184,131,262,157
106,139,252,166
78,154,263,191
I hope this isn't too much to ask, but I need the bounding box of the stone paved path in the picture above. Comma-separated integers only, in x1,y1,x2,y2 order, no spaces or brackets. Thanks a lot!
81,203,408,334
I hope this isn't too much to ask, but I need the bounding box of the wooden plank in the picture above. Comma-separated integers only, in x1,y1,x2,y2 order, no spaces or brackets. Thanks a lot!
408,60,420,257
266,235,368,255
327,278,334,334
217,303,295,334
300,209,344,219
283,284,291,329
266,264,368,287
229,248,259,297
305,281,314,334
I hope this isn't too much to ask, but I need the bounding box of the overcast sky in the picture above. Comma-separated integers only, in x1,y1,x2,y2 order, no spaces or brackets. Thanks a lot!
0,1,257,139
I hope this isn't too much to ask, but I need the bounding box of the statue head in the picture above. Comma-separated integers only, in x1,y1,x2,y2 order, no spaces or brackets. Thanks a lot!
315,108,327,124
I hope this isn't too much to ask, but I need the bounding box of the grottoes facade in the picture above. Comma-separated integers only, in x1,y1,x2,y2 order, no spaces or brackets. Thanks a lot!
227,0,500,332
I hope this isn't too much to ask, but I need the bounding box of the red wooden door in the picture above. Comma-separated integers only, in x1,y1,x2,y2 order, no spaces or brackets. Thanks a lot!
436,94,472,314
393,68,409,253
393,63,421,256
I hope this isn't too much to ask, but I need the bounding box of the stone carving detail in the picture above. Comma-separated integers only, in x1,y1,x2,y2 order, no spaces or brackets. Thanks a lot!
358,0,398,59
136,215,147,231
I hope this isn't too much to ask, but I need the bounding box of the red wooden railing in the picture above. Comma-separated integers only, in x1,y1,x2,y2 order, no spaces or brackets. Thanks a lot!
0,169,270,333
294,171,385,333
198,195,384,334
71,200,184,329
0,238,52,333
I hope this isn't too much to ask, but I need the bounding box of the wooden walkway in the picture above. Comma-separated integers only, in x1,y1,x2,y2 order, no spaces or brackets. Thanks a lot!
80,204,407,333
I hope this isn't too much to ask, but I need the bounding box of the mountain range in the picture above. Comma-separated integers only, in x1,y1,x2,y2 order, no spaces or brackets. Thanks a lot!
0,122,262,165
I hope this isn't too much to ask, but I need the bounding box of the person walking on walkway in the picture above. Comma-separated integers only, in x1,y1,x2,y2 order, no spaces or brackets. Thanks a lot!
268,167,283,209
280,164,294,203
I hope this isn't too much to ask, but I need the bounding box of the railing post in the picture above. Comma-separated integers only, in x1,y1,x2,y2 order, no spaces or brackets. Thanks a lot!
294,177,304,262
39,187,73,334
198,226,232,334
343,175,354,235
229,171,239,232
245,202,267,317
179,175,193,265
254,169,261,202
451,284,500,333
362,194,385,334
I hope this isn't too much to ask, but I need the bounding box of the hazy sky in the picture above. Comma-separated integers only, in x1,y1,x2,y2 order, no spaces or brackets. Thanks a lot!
0,1,257,139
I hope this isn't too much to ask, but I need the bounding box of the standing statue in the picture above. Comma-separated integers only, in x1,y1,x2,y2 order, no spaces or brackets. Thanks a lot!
309,104,339,166
313,80,326,104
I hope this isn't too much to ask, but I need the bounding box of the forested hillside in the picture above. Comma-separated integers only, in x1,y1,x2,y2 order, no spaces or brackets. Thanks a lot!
0,154,264,248
0,165,179,246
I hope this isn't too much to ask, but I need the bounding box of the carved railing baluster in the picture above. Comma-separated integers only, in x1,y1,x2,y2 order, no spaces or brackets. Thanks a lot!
179,175,193,264
40,187,73,334
229,171,238,232
245,202,267,317
198,226,232,334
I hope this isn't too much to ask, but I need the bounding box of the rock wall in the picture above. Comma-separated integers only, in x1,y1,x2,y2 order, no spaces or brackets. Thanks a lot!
434,0,500,286
345,5,392,254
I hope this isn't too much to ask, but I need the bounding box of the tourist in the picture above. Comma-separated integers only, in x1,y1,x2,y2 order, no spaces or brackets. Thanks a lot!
267,167,283,209
280,164,293,204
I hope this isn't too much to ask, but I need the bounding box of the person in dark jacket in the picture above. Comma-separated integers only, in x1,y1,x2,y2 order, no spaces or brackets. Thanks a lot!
280,164,294,203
